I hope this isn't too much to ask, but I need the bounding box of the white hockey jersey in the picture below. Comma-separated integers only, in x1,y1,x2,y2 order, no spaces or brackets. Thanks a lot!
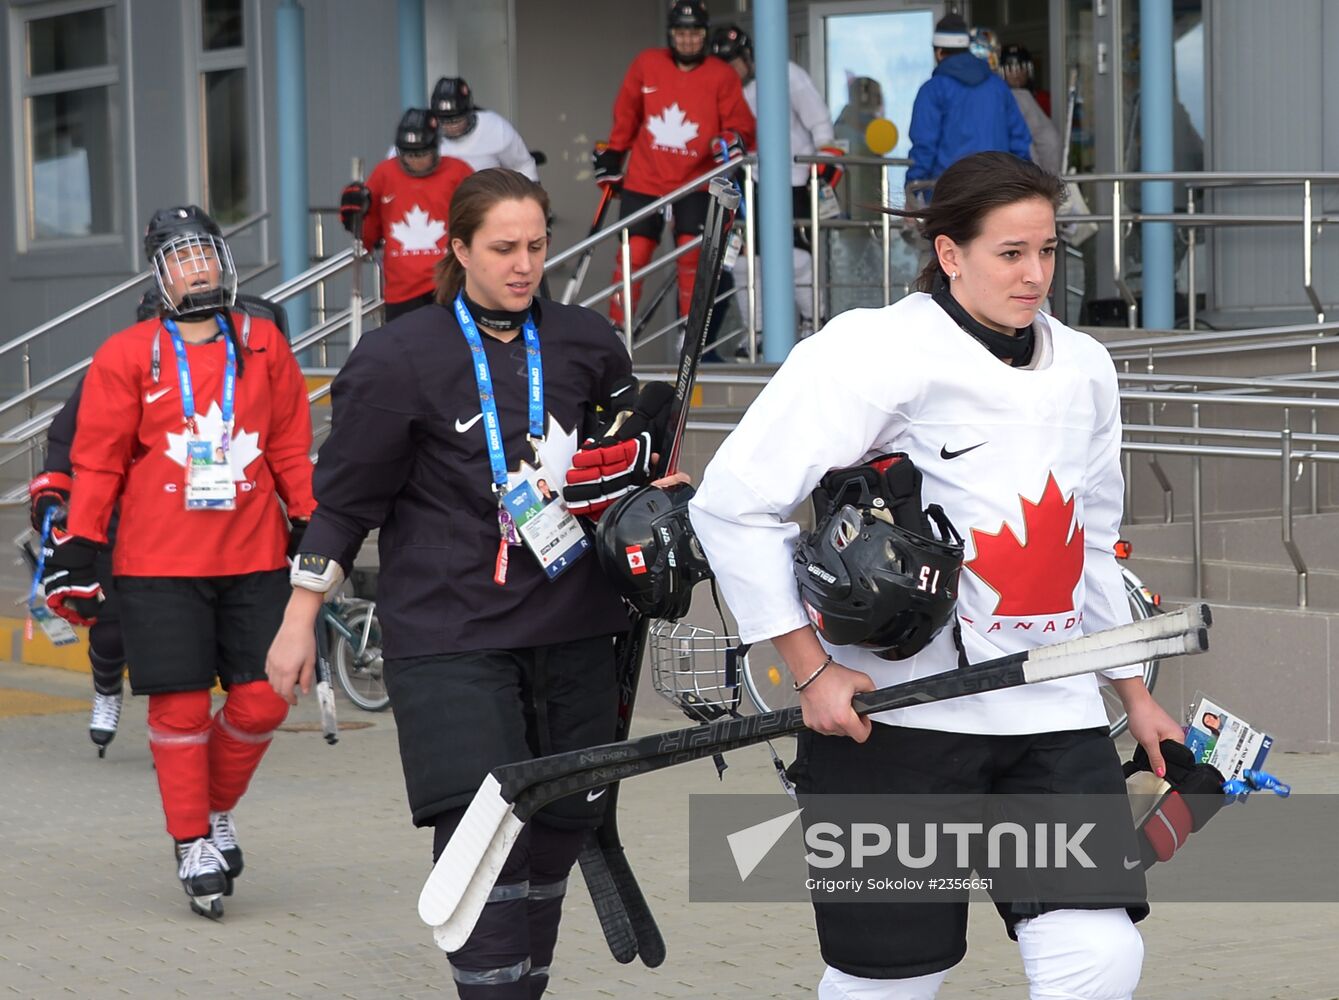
690,293,1139,735
385,110,538,180
743,62,835,187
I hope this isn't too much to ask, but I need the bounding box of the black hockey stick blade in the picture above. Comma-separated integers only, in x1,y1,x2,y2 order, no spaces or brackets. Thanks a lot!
576,836,639,963
313,614,339,746
421,606,1211,941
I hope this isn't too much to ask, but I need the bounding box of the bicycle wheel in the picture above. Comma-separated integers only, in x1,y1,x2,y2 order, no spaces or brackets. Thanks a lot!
330,600,389,712
1103,569,1161,739
739,640,803,715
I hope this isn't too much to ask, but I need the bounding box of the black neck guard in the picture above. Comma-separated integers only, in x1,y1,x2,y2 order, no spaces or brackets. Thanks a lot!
931,276,1035,366
462,291,537,334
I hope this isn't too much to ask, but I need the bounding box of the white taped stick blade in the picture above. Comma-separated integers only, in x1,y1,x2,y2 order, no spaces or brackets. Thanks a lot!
419,775,515,925
316,681,339,745
431,812,526,952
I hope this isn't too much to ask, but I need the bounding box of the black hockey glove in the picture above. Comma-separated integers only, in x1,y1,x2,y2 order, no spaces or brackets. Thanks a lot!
41,533,104,627
339,182,372,235
564,380,674,519
592,147,625,188
28,471,71,533
1123,739,1227,869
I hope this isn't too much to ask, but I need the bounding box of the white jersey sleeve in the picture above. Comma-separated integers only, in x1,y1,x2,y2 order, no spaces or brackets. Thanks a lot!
790,62,835,150
490,116,539,181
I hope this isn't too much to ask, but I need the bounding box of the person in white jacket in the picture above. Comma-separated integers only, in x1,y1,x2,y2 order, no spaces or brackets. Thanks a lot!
690,152,1181,1000
1001,44,1062,175
711,24,839,340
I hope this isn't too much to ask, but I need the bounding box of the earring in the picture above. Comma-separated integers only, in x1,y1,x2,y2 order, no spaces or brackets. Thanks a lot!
950,271,959,281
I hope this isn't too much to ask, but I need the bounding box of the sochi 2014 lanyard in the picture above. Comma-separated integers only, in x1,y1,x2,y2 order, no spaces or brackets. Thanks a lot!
453,292,543,585
163,315,235,438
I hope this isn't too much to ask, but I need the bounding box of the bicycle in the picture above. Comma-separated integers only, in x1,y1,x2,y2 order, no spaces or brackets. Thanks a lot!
738,539,1162,740
319,592,388,712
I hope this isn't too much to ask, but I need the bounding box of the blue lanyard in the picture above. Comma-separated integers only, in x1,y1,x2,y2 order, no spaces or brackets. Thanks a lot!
453,293,544,494
28,507,57,607
163,315,235,434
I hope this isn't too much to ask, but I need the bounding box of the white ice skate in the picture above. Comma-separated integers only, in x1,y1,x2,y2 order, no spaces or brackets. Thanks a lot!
209,810,242,895
89,689,123,758
176,837,228,919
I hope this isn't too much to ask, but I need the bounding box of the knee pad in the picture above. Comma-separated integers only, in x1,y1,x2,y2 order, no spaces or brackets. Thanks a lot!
818,966,947,1000
147,690,213,742
1016,909,1143,1000
216,680,289,739
88,618,126,667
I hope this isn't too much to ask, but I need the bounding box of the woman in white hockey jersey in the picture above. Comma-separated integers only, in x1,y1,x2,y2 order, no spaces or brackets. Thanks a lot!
689,151,1183,1000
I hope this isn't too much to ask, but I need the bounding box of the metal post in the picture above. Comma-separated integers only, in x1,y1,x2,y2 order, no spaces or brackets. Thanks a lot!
276,0,310,334
743,161,758,362
349,156,365,352
1191,401,1203,598
1303,180,1322,513
1139,0,1175,330
1280,410,1309,608
880,162,891,306
620,229,634,356
1186,187,1197,331
809,164,822,336
755,0,796,361
397,0,426,112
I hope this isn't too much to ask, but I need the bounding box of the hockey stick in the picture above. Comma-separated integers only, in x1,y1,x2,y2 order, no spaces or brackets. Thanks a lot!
349,157,365,349
561,183,618,305
573,176,741,967
424,604,1212,944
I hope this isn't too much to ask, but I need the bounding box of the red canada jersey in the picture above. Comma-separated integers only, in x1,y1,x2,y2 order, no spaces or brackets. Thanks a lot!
68,314,315,577
362,155,474,304
609,49,756,196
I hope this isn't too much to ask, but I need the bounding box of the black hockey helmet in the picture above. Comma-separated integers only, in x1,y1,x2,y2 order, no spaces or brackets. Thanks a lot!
396,108,441,175
794,454,965,661
430,76,478,138
143,205,237,320
596,482,712,622
710,23,752,65
667,0,709,65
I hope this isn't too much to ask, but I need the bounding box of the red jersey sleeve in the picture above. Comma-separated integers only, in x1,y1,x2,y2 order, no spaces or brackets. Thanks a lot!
720,69,757,149
608,52,648,152
260,324,316,519
68,335,143,544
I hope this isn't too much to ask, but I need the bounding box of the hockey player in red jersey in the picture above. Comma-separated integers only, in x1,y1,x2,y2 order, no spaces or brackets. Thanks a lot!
44,205,315,920
595,0,755,330
342,108,474,322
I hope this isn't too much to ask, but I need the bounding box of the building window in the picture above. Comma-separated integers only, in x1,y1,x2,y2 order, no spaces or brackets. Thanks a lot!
197,0,250,224
15,3,121,245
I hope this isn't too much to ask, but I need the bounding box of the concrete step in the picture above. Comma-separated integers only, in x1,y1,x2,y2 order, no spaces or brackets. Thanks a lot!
1123,511,1339,573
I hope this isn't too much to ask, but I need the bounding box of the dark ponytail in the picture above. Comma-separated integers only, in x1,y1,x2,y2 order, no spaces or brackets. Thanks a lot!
884,152,1066,292
434,169,552,304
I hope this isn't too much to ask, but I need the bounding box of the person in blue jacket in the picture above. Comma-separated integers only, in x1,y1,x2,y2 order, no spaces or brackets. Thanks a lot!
906,13,1032,195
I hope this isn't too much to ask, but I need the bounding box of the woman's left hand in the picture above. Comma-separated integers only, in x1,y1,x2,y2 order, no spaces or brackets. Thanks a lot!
1119,684,1185,777
651,471,692,489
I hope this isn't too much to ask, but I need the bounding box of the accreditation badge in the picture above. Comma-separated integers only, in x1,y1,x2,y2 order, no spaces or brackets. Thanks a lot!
185,435,237,510
501,468,589,581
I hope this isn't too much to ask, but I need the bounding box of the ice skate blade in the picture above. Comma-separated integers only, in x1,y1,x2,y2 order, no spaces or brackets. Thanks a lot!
188,893,224,920
96,744,107,759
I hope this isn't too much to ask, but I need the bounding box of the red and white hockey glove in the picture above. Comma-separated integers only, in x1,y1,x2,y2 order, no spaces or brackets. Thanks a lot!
1123,739,1227,869
339,182,372,235
817,145,845,189
28,470,71,533
564,381,674,519
712,130,746,164
41,532,104,627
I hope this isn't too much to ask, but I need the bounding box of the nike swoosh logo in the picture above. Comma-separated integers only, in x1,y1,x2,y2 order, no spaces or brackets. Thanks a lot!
381,195,395,204
940,441,986,460
454,413,484,433
641,86,657,94
1122,856,1142,870
145,387,173,404
586,788,607,802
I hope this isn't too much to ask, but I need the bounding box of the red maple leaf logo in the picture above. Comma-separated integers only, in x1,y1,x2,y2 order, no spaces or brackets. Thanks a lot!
965,473,1085,616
